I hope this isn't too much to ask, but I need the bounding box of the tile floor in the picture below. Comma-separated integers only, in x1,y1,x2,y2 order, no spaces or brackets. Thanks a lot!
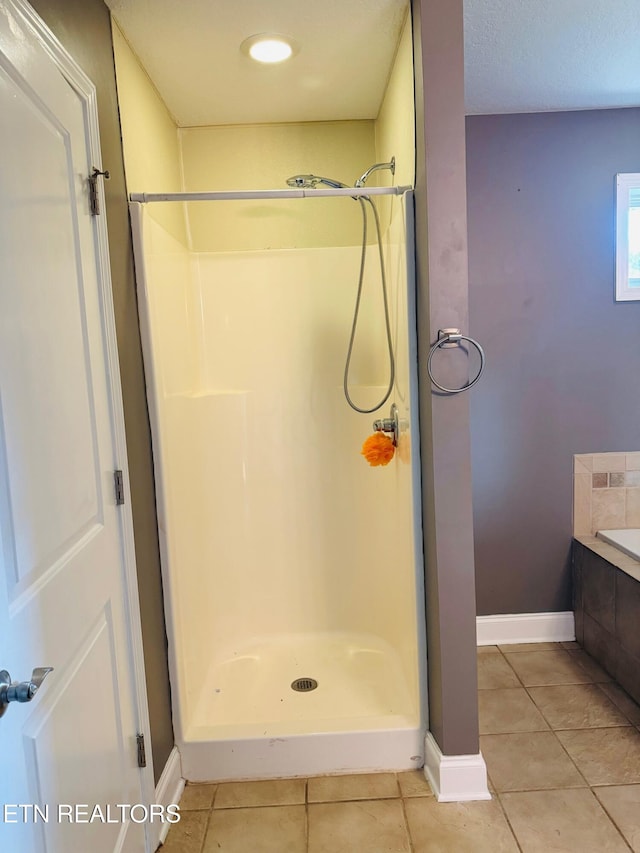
161,642,640,852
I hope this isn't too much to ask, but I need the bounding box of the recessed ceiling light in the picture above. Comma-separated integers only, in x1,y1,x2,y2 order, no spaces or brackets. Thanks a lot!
240,34,298,64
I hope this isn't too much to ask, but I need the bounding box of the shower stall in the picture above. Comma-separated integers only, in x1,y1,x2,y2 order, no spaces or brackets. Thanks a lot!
130,182,427,781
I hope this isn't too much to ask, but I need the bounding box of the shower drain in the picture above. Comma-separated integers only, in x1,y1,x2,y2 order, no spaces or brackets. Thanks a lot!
291,677,318,692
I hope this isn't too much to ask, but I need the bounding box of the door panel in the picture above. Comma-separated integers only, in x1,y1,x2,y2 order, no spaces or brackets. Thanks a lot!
0,60,101,595
22,610,130,853
0,2,150,851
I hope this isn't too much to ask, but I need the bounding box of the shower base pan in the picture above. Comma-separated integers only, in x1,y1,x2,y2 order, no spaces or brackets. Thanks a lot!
179,632,424,781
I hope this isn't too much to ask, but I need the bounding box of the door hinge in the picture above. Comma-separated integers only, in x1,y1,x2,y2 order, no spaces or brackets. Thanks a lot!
89,167,110,216
114,470,125,505
136,733,147,768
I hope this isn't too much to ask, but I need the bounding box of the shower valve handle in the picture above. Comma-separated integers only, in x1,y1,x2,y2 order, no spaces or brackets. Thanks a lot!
372,403,399,446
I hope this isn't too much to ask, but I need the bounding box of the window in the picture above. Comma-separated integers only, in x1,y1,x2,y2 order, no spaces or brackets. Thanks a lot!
616,173,640,301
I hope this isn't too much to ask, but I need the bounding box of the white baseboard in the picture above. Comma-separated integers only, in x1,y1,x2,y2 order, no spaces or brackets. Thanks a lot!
476,611,575,646
152,746,184,849
423,732,491,802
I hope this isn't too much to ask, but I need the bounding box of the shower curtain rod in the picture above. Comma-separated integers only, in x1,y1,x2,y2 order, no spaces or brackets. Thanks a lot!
129,185,413,203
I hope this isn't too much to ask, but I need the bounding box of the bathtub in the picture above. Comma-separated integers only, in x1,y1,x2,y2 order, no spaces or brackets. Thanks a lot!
597,529,640,562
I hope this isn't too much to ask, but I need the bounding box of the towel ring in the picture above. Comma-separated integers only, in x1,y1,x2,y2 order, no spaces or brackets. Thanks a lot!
427,328,485,394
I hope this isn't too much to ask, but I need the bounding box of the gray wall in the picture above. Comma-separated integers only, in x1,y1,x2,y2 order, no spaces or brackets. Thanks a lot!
29,0,174,782
412,0,480,756
466,108,640,616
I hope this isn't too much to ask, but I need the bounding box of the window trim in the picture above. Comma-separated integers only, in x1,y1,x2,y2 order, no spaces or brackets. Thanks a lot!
615,172,640,302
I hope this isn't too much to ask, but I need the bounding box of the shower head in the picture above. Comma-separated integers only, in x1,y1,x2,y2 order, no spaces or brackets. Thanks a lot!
286,174,349,190
355,157,396,188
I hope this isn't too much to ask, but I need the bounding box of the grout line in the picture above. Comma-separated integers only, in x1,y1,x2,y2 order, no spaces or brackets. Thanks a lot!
586,788,634,852
301,794,407,805
397,774,417,853
546,725,592,790
200,805,216,853
490,783,589,793
492,791,524,853
501,654,526,689
522,683,559,731
400,800,416,853
304,778,309,853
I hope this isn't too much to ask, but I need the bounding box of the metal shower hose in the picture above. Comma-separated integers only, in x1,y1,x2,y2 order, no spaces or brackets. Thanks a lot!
426,330,485,394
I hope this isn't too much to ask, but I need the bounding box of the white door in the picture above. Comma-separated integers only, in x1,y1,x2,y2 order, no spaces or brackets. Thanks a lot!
0,2,153,852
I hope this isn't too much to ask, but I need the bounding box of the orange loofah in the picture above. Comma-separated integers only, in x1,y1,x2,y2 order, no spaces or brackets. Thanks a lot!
361,432,395,466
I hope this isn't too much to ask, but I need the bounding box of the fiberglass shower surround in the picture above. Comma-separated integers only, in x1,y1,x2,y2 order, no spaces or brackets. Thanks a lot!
129,182,426,781
285,161,398,415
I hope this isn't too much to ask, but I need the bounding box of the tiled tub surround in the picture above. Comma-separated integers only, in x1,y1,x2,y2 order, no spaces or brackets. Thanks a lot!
573,452,640,536
572,537,640,706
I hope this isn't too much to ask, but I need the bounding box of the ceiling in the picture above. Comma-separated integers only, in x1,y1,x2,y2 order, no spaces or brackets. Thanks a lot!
464,0,640,115
105,0,408,126
106,0,640,127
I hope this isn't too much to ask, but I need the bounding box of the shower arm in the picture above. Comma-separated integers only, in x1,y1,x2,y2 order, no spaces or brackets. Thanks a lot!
355,157,396,188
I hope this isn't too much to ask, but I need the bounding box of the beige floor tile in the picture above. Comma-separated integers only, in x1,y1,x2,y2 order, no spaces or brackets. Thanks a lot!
504,650,593,686
308,799,410,853
214,778,306,809
204,805,306,853
556,727,640,785
594,785,640,852
397,770,434,798
308,772,399,802
180,782,217,810
561,640,581,649
477,653,520,689
599,682,640,725
404,797,519,852
568,649,613,682
162,809,210,852
527,684,631,729
479,688,549,734
477,645,501,654
480,731,585,791
501,789,629,852
498,642,562,653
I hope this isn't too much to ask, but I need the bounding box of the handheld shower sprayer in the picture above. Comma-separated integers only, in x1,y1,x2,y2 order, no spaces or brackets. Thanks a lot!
286,175,349,189
284,157,398,415
285,158,396,192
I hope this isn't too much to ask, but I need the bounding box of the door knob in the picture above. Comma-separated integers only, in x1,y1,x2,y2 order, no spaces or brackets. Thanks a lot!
0,667,53,718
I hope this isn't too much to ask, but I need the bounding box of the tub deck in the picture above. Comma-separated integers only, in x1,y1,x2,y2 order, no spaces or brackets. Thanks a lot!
597,528,640,563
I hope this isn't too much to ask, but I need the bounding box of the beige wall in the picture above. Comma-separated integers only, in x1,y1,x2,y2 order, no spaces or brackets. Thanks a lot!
373,10,415,234
375,11,415,186
179,121,376,251
111,23,186,244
